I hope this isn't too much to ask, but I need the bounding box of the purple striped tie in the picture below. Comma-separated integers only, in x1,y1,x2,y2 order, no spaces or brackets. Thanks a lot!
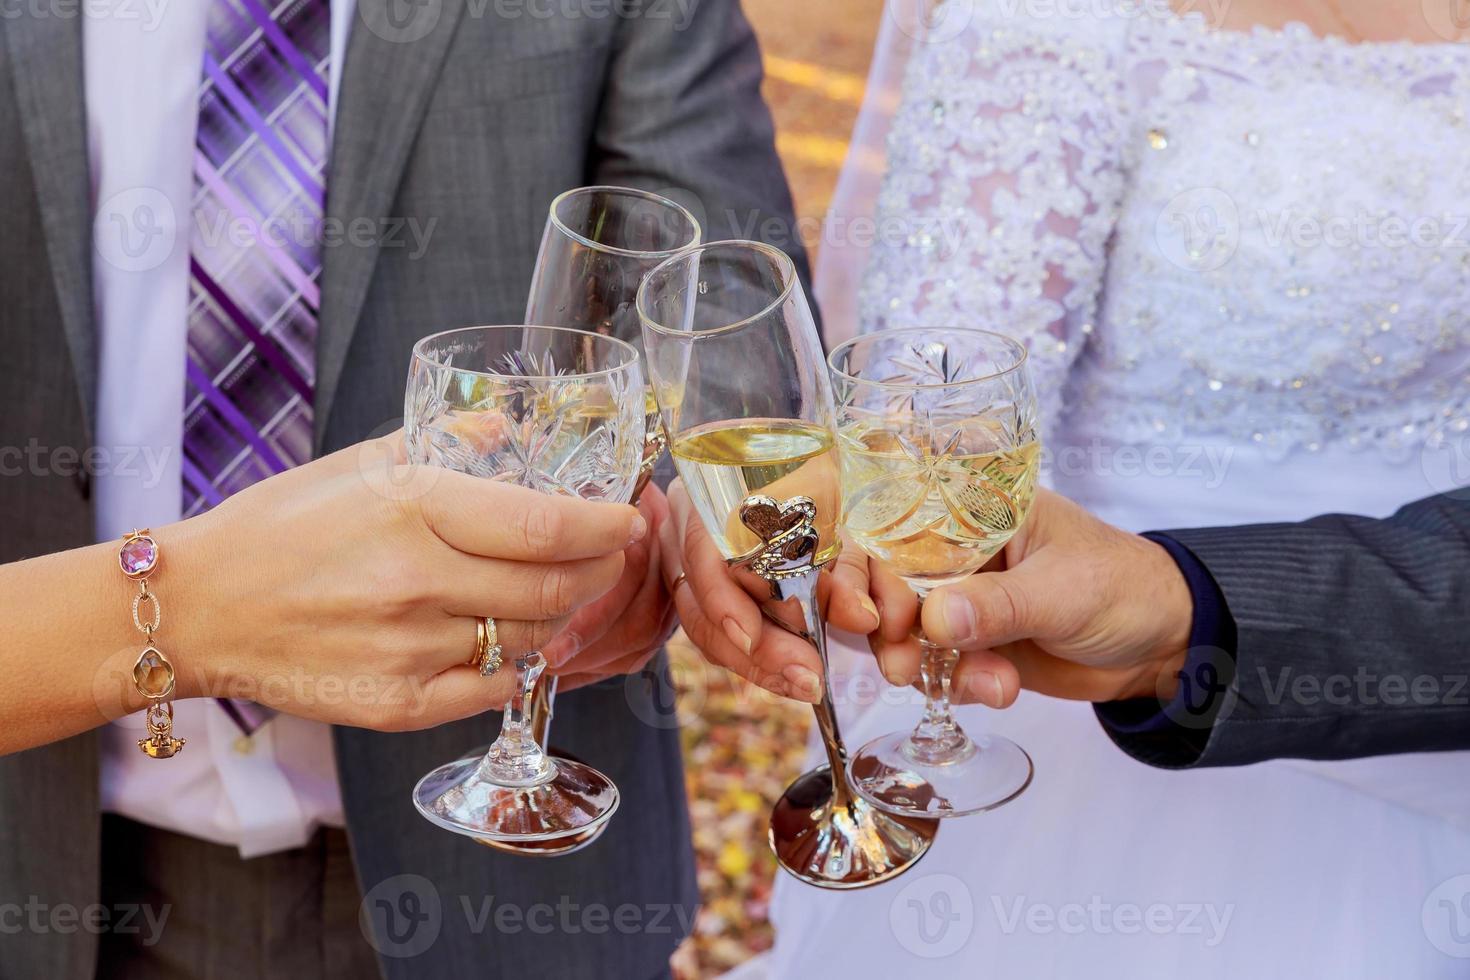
185,0,329,735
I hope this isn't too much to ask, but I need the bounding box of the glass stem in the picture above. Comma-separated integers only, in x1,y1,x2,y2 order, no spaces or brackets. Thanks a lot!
478,652,558,787
529,675,557,751
769,567,857,810
908,632,976,766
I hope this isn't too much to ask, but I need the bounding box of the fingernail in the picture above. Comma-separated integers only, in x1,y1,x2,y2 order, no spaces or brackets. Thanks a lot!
760,676,790,700
628,514,648,544
857,593,880,631
941,593,978,643
782,665,822,702
543,632,582,668
958,675,1005,705
722,617,753,655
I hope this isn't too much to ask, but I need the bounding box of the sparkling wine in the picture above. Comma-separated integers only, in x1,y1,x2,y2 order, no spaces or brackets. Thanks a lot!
670,419,841,563
840,422,1040,592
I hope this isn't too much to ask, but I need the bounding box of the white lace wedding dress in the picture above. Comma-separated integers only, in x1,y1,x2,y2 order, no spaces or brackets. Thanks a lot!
756,4,1470,976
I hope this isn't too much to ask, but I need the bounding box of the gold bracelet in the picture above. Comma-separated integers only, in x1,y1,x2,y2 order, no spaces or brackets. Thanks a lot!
120,529,185,758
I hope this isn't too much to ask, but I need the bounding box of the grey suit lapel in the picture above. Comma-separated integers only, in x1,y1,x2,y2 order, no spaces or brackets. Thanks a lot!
316,0,468,448
4,12,95,436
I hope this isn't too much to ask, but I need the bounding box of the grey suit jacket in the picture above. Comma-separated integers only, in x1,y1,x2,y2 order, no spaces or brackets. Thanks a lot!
0,3,808,977
1103,492,1470,768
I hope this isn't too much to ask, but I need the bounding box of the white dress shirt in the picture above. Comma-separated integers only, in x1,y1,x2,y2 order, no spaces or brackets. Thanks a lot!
88,1,357,858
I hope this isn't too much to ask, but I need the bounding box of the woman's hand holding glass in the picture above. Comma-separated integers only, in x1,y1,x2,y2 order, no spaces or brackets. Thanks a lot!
141,433,642,730
543,484,680,691
663,479,879,703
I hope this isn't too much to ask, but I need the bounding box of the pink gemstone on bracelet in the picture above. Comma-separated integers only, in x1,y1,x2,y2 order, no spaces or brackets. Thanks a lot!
120,534,159,577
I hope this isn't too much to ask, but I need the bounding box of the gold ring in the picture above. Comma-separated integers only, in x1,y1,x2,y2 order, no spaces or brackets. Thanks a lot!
670,571,689,594
470,617,504,677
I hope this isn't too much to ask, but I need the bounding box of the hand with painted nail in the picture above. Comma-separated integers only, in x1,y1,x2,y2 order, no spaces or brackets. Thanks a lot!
544,487,679,691
862,488,1193,707
663,479,881,704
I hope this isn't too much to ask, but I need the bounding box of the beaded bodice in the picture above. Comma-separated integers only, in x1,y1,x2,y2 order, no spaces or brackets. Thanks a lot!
859,7,1470,461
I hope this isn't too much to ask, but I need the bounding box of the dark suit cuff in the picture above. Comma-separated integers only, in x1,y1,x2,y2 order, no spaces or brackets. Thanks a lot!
1092,533,1239,767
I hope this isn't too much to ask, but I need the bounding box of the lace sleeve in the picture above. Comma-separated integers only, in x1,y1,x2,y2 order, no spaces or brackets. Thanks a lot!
857,7,1131,440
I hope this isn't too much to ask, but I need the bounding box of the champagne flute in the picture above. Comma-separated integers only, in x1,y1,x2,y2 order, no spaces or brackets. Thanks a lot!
486,187,699,857
638,241,938,889
829,327,1040,817
407,325,646,845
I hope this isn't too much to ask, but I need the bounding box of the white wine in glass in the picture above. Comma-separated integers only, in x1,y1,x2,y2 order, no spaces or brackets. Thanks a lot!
671,418,841,565
842,422,1039,590
640,241,938,890
491,186,700,858
831,327,1041,818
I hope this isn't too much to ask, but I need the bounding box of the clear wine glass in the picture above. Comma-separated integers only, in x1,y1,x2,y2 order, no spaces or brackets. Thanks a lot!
829,327,1040,817
407,325,646,844
638,241,939,889
482,186,700,857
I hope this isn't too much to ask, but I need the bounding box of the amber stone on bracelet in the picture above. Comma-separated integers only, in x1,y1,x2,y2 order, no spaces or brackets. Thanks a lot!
132,647,176,701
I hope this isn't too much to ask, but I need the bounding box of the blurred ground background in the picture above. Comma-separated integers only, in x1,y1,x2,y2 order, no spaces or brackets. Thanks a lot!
670,3,885,976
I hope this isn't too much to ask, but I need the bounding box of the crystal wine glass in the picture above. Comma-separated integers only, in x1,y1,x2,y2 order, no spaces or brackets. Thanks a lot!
479,186,700,856
829,327,1040,817
638,241,939,889
407,325,645,844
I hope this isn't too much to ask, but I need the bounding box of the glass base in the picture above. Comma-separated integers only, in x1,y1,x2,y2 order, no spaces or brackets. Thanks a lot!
413,752,619,844
849,729,1033,819
464,745,611,857
769,764,938,889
